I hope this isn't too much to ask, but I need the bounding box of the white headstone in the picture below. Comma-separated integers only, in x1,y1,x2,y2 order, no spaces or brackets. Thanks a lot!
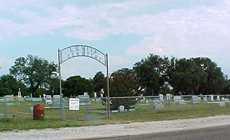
119,105,125,112
101,89,104,94
52,95,60,106
84,92,88,96
45,95,52,105
4,95,14,102
159,94,164,102
17,88,22,98
166,94,172,101
69,98,80,111
192,96,200,104
174,96,184,104
217,96,220,101
203,96,208,102
210,95,214,101
94,92,97,98
174,96,181,101
221,97,229,101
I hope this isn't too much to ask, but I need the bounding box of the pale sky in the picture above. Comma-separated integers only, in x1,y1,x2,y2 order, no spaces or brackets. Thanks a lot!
0,0,230,78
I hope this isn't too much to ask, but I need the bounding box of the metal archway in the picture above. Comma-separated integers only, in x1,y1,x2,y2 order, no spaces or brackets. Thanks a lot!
58,45,110,119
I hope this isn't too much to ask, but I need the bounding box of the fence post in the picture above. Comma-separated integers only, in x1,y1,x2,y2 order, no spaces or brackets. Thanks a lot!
3,98,8,119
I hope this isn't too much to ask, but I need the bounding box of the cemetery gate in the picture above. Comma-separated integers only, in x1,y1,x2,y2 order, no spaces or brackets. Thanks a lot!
58,45,110,119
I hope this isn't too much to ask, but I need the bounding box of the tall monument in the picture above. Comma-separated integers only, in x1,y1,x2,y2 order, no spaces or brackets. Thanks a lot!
18,88,22,98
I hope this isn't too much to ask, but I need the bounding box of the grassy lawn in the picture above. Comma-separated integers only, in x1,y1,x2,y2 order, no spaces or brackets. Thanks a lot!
1,100,230,131
110,103,230,122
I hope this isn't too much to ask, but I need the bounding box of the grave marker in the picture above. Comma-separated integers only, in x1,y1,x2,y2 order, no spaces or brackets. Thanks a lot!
52,95,61,108
118,105,125,112
210,95,214,102
166,94,172,101
217,96,220,101
159,94,164,102
192,96,200,104
203,96,208,102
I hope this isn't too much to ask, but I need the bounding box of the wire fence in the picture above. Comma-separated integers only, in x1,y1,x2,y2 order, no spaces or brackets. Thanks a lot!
1,94,230,122
0,96,107,121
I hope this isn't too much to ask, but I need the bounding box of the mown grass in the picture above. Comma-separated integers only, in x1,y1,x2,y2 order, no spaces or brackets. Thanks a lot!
109,103,230,122
1,101,230,131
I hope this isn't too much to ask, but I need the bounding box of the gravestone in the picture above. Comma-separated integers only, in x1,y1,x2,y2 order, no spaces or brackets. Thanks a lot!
174,96,184,104
159,94,164,102
24,96,31,101
100,89,104,98
140,96,145,103
52,95,61,108
118,105,125,112
78,95,90,105
145,99,149,104
4,95,14,102
217,96,220,101
94,92,97,98
192,96,200,104
203,96,208,102
166,94,172,101
45,95,53,105
221,97,229,101
210,95,214,102
84,92,89,96
17,88,22,98
31,97,42,102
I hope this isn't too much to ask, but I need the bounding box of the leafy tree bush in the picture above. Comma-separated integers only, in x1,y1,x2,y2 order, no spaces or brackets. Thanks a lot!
0,75,27,96
10,55,57,97
63,76,94,97
109,68,141,110
134,54,170,96
93,71,106,96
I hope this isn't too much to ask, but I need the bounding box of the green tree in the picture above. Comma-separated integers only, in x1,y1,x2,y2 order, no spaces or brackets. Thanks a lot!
134,54,170,96
93,72,106,95
170,58,207,94
109,68,141,110
63,76,94,97
223,79,230,95
0,75,27,96
169,57,225,95
110,68,141,97
10,55,57,97
192,57,225,94
47,77,60,96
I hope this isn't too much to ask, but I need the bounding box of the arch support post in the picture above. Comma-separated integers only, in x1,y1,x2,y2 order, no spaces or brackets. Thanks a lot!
106,53,110,119
58,49,65,120
58,45,111,120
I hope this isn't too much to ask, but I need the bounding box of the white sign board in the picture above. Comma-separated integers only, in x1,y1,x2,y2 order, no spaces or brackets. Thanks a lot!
69,98,80,111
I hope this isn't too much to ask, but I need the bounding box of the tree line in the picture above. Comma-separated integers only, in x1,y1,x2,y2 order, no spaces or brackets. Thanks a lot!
0,54,229,97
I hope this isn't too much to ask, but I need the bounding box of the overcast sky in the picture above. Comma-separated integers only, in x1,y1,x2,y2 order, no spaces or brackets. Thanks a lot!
0,0,230,79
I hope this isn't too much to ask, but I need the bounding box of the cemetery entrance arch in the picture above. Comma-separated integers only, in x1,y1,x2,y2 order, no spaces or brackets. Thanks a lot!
58,45,110,118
